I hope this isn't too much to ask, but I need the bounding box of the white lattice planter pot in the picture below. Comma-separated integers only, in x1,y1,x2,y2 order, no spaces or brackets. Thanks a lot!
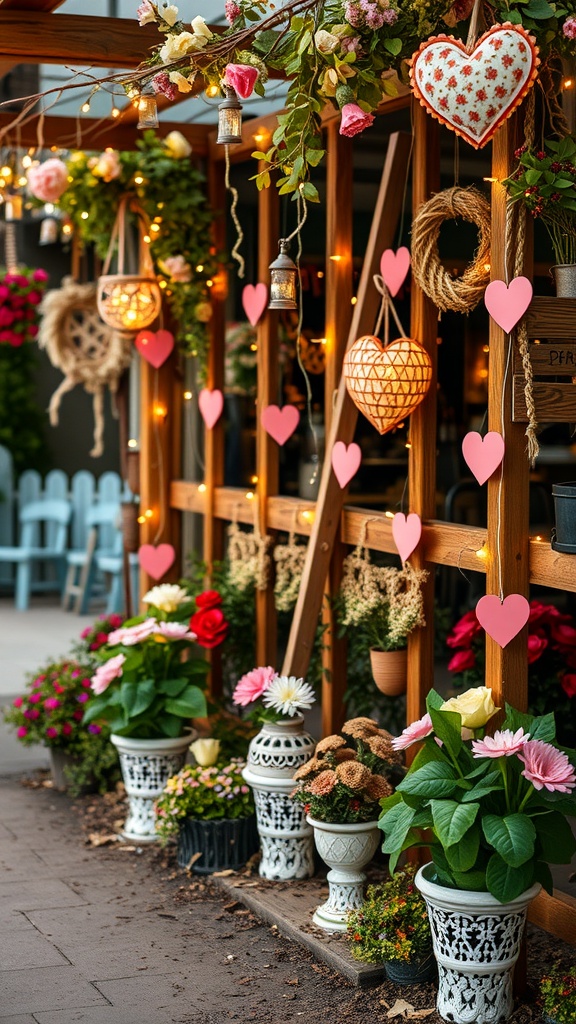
243,716,315,880
415,865,541,1024
111,730,195,842
307,817,380,931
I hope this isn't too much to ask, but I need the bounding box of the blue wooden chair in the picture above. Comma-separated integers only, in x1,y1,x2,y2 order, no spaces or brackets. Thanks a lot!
62,502,122,614
0,499,72,610
95,541,140,616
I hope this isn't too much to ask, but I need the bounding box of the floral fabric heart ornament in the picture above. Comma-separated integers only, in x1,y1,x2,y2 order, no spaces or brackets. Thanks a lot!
476,593,530,648
462,431,505,485
410,24,539,149
392,512,422,563
380,247,411,297
331,441,362,489
484,277,533,334
242,283,268,327
343,335,432,435
135,329,174,369
138,543,176,581
198,388,224,430
261,404,300,446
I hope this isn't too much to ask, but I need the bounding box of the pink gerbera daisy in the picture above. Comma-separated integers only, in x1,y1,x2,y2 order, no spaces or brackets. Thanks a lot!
233,666,277,707
518,739,576,794
471,727,529,759
392,713,433,751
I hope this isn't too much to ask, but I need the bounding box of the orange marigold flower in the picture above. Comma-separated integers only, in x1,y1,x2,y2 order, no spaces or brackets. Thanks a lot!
308,769,338,796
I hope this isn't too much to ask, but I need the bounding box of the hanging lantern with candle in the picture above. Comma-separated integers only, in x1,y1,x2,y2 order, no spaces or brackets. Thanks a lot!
137,86,159,131
217,86,243,145
268,239,298,310
97,196,162,334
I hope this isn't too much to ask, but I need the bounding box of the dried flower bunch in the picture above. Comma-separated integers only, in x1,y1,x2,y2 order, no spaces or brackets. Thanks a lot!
291,716,404,824
347,864,431,964
540,962,576,1024
338,544,427,651
155,758,254,843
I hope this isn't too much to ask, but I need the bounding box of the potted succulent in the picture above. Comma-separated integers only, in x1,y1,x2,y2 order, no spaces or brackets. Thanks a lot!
291,716,404,930
155,742,258,874
347,865,435,984
338,544,428,695
380,685,576,1024
540,962,576,1024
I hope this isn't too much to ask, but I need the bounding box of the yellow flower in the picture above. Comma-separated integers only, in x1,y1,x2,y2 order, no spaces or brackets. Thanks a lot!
441,686,500,729
190,738,221,767
163,130,192,159
169,70,194,93
152,634,169,644
159,31,195,62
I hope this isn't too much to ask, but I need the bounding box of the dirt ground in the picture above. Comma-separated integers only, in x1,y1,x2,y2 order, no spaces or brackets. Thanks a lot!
17,772,576,1024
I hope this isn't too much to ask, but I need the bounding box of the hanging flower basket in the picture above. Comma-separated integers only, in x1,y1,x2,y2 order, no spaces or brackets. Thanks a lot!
97,196,161,333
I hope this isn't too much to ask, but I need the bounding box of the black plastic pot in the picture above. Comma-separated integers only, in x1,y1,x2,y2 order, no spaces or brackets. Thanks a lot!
552,482,576,553
177,814,259,874
384,950,436,985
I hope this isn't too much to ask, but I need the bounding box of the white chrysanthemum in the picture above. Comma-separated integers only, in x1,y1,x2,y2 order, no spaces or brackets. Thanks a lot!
142,584,189,613
262,675,316,717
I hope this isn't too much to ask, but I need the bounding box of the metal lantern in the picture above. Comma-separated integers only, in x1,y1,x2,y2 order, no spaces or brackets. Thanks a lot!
97,197,162,333
217,86,243,145
268,239,298,310
137,88,159,130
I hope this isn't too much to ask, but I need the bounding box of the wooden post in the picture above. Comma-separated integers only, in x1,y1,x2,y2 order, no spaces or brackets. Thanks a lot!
321,123,354,735
407,103,440,727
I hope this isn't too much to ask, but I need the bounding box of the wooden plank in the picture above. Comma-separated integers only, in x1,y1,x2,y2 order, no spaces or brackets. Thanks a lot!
0,112,210,153
528,889,576,946
513,342,576,375
281,131,413,680
0,12,160,68
513,379,576,421
524,296,576,338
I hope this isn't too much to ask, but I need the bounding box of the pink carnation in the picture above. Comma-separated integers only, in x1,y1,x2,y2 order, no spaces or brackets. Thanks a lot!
233,666,277,707
12,696,23,708
223,63,259,100
225,0,241,23
108,619,158,646
27,158,68,203
392,712,433,751
16,726,28,738
90,653,126,695
45,727,58,739
43,697,60,710
339,103,375,138
152,73,179,102
471,727,529,759
518,739,576,794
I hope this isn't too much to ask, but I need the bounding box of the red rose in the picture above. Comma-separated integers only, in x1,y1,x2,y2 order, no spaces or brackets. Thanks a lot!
551,622,576,649
447,648,476,674
527,632,548,664
447,610,481,649
190,607,228,649
561,674,576,699
195,589,222,610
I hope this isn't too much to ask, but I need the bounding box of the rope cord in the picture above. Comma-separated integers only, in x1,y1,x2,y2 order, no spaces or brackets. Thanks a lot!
224,144,245,280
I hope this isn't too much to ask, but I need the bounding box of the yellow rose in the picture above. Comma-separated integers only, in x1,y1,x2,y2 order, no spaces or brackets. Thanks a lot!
440,686,500,729
163,130,192,159
190,738,221,767
159,31,195,63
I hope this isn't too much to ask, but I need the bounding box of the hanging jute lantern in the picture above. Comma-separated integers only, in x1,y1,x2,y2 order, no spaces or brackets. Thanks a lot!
97,196,161,333
343,335,432,435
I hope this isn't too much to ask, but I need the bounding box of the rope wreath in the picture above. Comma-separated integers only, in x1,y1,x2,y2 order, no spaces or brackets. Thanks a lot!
411,186,491,314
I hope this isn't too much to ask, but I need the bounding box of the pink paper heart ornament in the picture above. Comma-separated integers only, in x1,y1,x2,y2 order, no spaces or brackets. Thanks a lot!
198,388,224,430
331,441,362,489
392,512,422,563
475,593,530,648
242,283,268,327
380,247,411,297
138,543,176,581
484,277,533,334
462,431,505,486
261,405,300,446
135,329,175,369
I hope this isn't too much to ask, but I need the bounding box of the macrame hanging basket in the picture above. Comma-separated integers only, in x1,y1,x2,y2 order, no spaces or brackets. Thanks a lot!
343,334,433,435
97,196,161,333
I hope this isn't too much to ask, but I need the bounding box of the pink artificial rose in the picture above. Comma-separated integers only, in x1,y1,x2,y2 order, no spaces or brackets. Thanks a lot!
447,648,476,674
162,255,192,283
339,103,375,138
233,666,277,707
90,653,126,695
16,726,28,738
27,158,68,203
223,63,259,100
24,708,40,720
43,697,60,710
45,727,58,740
28,693,41,704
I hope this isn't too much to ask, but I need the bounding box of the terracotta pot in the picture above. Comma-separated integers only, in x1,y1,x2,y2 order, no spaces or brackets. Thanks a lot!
370,648,407,696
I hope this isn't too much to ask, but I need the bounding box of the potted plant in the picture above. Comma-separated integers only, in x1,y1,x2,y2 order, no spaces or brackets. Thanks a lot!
540,962,576,1024
291,716,404,930
337,544,428,695
380,685,576,1024
155,744,258,874
347,865,435,984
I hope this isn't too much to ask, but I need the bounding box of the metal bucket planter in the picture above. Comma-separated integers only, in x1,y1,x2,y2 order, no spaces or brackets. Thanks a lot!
385,950,436,985
552,482,576,554
551,265,576,298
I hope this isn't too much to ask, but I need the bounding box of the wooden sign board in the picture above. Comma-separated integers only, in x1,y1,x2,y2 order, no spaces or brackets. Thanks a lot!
512,297,576,423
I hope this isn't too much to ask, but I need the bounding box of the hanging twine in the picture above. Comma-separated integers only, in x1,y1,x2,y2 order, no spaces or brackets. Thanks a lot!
373,275,408,344
411,187,492,314
224,144,245,279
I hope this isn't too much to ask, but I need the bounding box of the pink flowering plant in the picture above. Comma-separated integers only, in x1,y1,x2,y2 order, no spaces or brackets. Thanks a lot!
379,686,576,904
154,759,253,843
0,267,48,347
3,659,102,750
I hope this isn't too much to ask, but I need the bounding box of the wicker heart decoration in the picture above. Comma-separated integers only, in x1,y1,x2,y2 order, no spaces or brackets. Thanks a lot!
410,24,539,149
343,335,432,435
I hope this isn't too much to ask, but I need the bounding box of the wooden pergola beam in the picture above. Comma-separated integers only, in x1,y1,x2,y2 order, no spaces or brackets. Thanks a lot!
0,12,161,69
0,111,211,153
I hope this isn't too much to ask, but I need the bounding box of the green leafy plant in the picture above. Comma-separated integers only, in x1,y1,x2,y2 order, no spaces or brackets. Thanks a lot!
540,962,576,1024
504,135,576,265
155,759,254,842
0,343,51,474
379,686,576,904
347,865,431,964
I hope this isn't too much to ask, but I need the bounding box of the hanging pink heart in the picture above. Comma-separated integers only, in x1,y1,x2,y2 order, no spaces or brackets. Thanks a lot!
484,277,533,334
475,593,530,648
462,431,505,486
380,247,411,297
138,543,176,581
392,512,422,563
242,283,268,327
261,404,300,446
331,441,361,489
198,388,224,430
135,329,174,369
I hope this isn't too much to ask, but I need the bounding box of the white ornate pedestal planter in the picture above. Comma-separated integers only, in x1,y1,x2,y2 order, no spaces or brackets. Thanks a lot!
307,817,380,931
415,864,541,1024
242,716,315,880
111,730,194,842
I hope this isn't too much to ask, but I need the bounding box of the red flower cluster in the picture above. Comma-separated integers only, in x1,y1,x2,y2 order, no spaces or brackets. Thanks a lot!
4,659,99,749
0,267,48,346
190,589,229,649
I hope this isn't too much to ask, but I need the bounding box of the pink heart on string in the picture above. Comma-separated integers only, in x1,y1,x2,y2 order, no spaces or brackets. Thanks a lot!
392,512,422,563
261,405,300,446
138,543,176,581
198,388,224,430
242,283,268,327
379,247,411,297
476,593,530,648
462,431,505,486
331,441,361,489
484,277,533,334
135,329,174,369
